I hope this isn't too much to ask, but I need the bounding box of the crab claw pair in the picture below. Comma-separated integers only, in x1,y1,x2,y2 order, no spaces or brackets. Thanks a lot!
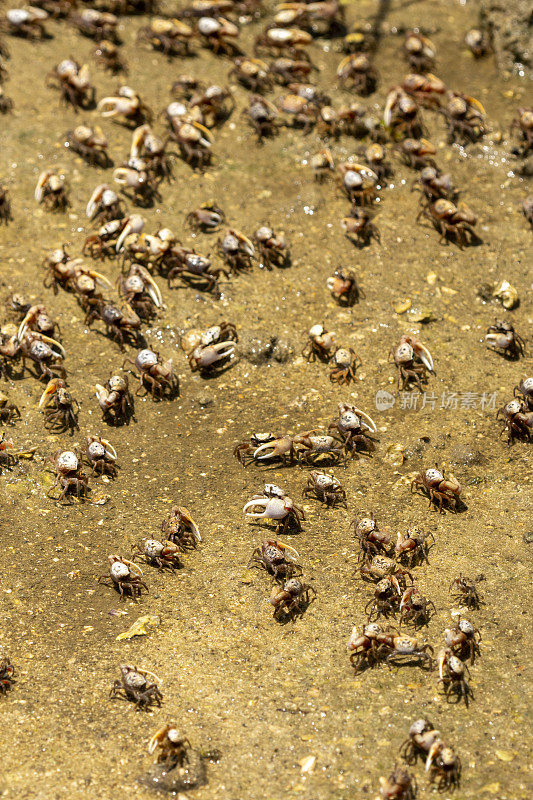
252,436,294,460
243,496,292,520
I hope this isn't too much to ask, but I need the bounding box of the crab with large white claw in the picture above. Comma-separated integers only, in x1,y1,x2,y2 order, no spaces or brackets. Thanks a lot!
120,265,162,309
188,341,235,373
86,184,118,219
243,494,304,534
35,170,68,206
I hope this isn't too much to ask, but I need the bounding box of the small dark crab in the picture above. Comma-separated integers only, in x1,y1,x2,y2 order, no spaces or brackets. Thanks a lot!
0,184,12,223
378,764,416,800
514,377,533,411
302,471,347,507
0,392,20,424
248,539,302,582
85,435,119,477
449,574,483,608
420,198,478,248
0,653,15,695
341,208,380,247
244,491,305,534
65,124,110,167
365,576,402,621
38,378,79,433
426,741,462,791
443,91,485,145
99,555,148,600
485,321,525,360
411,467,461,513
162,506,201,549
85,301,143,351
270,578,316,621
110,664,162,709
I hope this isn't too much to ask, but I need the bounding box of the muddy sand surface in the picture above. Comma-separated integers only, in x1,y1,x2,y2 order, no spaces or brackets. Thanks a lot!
0,1,532,799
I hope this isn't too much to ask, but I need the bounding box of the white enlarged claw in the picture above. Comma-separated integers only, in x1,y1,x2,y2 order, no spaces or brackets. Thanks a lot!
351,406,378,433
414,341,434,372
243,496,290,520
116,214,145,253
252,436,293,460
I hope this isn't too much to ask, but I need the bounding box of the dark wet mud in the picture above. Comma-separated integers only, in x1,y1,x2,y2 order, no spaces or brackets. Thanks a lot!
0,1,532,799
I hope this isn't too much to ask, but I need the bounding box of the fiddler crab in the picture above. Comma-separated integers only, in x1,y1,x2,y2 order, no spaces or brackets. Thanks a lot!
302,471,347,507
411,467,461,513
85,301,143,351
71,9,120,43
1,329,66,381
35,169,69,211
83,214,145,259
245,94,279,141
42,247,111,297
95,375,134,425
0,433,35,470
113,160,162,208
254,26,312,62
15,299,60,340
93,39,127,75
0,392,20,424
384,87,425,140
377,765,416,800
403,30,436,73
248,538,302,582
217,228,255,273
86,183,126,223
391,333,434,392
400,719,461,791
181,322,237,376
413,165,455,203
129,123,175,183
0,651,15,695
196,15,241,57
244,485,305,534
0,184,12,223
38,378,79,433
85,435,119,477
510,107,533,157
137,17,194,57
359,555,413,591
110,664,162,709
339,162,378,205
329,346,361,385
443,91,485,145
449,574,483,608
270,578,316,621
437,647,473,705
254,225,289,269
443,617,481,664
229,56,272,93
47,59,94,110
396,137,436,170
99,555,148,600
4,7,48,39
329,402,377,455
420,198,478,248
161,506,201,549
485,320,525,360
341,207,380,247
401,72,446,109
354,514,392,558
47,448,90,502
395,527,434,567
302,323,336,362
97,85,153,127
399,587,436,627
117,263,162,321
186,201,225,232
497,398,533,443
123,348,177,399
514,376,533,411
65,124,109,167
336,52,377,96
327,267,363,305
132,539,183,571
